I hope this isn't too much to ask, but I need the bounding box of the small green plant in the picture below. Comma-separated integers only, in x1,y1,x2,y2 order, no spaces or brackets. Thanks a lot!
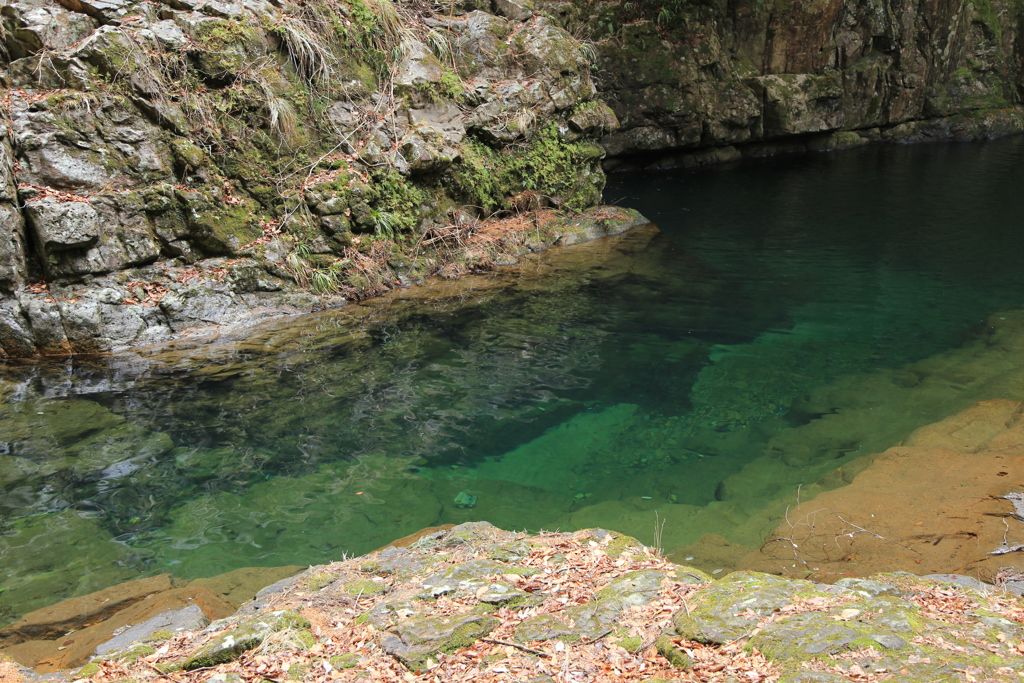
371,210,399,239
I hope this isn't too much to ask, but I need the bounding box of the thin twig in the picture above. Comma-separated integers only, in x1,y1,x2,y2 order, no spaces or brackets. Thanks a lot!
480,638,550,657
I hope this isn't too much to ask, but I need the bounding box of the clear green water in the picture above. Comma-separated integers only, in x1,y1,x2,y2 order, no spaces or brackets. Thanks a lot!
4,137,1024,623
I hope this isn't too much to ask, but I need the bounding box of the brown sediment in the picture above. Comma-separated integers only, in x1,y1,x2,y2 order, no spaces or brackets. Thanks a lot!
740,399,1024,582
0,567,303,672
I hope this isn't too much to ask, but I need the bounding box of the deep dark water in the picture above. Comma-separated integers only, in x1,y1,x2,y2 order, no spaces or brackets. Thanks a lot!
4,136,1024,624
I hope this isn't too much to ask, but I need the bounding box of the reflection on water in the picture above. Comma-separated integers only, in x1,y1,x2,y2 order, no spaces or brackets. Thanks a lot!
4,137,1024,623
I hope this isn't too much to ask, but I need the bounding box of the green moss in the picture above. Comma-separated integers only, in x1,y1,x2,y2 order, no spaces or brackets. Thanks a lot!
113,644,156,663
144,629,174,642
294,629,317,649
345,579,388,595
441,616,500,653
359,560,382,574
77,662,102,677
619,635,643,651
286,663,307,680
305,571,335,591
445,123,604,215
329,653,360,669
603,532,647,559
654,634,692,669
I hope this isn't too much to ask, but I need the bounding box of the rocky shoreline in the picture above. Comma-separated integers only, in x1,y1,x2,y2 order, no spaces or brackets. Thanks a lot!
5,0,1024,357
0,204,647,356
3,522,1022,683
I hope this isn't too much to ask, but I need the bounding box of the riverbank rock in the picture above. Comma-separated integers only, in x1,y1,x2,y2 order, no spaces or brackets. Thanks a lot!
533,0,1024,171
0,567,303,672
9,522,1019,683
0,0,627,357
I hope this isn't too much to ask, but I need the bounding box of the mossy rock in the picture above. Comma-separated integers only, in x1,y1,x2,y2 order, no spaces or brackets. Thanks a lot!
603,532,647,559
329,653,360,669
110,644,155,663
382,613,500,670
486,539,535,562
345,579,388,596
183,610,310,670
77,663,102,677
305,571,335,591
654,634,691,669
672,566,712,584
514,613,574,643
673,571,824,644
144,629,174,643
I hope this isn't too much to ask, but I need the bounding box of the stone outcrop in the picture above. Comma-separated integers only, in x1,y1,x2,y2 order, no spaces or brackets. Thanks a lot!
537,0,1024,169
0,0,622,356
8,522,1021,682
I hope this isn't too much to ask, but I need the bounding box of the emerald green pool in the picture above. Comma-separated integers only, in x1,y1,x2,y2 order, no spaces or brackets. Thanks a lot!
4,137,1024,624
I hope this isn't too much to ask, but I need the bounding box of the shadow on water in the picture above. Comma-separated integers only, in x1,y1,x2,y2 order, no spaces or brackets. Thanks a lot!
4,137,1024,623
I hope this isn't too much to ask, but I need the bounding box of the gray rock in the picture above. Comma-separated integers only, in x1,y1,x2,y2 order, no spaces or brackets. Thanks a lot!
491,0,532,21
420,559,508,596
1,2,97,59
514,613,573,642
0,204,28,293
408,104,467,146
382,613,499,670
25,199,101,252
394,41,445,103
674,571,823,644
442,521,510,547
833,577,901,598
20,295,69,354
922,574,992,593
183,609,310,670
514,570,666,642
0,298,37,356
870,633,908,649
1003,581,1024,596
751,612,858,657
778,673,850,683
477,582,531,605
95,604,206,655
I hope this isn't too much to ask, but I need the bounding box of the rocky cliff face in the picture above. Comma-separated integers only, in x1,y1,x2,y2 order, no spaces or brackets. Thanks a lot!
0,0,616,356
2,0,1023,357
539,0,1024,168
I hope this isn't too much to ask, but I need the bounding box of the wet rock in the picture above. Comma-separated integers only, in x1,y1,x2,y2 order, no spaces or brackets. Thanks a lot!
0,574,172,647
94,604,206,655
